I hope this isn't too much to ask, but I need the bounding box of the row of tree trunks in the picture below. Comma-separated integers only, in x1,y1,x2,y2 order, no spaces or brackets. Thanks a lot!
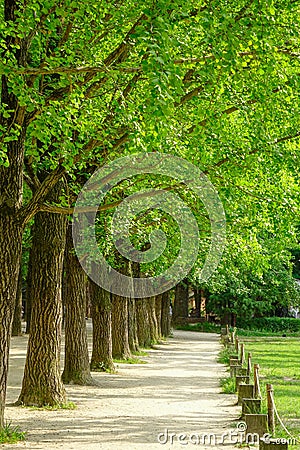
13,203,172,407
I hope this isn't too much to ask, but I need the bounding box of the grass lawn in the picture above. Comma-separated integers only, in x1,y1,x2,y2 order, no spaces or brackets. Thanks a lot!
239,336,300,448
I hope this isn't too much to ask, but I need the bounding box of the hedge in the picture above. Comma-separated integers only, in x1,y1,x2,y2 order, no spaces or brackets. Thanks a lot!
236,316,300,333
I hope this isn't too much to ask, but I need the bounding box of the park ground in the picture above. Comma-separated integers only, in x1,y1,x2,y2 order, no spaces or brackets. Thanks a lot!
4,327,240,449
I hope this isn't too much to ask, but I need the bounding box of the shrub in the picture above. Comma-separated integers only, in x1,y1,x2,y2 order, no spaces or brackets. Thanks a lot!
0,423,25,444
236,317,300,334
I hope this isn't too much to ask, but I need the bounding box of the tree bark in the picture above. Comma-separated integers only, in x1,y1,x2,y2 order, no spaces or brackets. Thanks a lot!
12,265,23,336
0,0,28,425
25,244,33,334
111,294,131,359
136,298,151,348
62,223,93,385
147,296,159,343
161,291,171,338
194,287,201,318
155,294,162,339
90,282,115,372
0,217,23,426
128,261,139,352
173,280,189,324
128,298,139,353
17,182,67,406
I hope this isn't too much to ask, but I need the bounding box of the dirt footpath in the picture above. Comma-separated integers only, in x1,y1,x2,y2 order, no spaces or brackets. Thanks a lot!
5,328,240,449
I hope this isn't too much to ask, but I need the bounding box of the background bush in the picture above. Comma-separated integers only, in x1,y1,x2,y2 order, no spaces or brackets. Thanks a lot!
236,317,300,333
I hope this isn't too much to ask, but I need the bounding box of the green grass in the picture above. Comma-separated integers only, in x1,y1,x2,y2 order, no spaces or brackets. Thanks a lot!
113,356,147,364
26,401,77,410
175,322,221,333
132,350,149,357
218,346,238,365
239,335,300,448
0,422,26,444
220,376,236,394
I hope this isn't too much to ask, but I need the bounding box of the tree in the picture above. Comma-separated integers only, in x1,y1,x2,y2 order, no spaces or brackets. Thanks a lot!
1,0,300,427
62,223,94,385
17,182,67,406
90,281,115,373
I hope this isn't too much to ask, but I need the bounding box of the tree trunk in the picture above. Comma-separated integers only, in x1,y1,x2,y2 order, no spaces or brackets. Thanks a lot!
90,282,115,372
0,216,23,426
62,224,93,385
111,294,131,359
147,297,159,343
17,182,67,406
0,0,28,424
173,280,189,324
136,298,151,348
128,261,139,352
161,291,171,338
128,298,139,353
25,245,33,334
12,265,23,336
194,287,201,318
155,294,162,339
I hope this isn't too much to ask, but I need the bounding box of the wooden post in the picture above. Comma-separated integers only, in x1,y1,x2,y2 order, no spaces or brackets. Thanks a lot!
266,384,275,434
238,384,255,405
247,352,252,376
235,336,239,353
245,414,268,437
226,324,229,335
254,364,261,398
235,375,250,391
242,398,261,416
231,329,235,344
240,343,245,365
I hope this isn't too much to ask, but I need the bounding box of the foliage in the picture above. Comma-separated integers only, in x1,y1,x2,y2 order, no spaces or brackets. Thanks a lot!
0,0,299,295
0,422,25,444
236,317,300,333
236,328,300,337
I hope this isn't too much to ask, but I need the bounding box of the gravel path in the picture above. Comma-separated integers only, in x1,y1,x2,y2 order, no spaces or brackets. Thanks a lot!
4,328,240,449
